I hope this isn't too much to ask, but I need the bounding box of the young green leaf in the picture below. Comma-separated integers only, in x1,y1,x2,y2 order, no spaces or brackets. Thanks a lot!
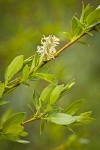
50,85,64,105
33,90,40,110
1,109,12,124
64,100,84,115
60,80,75,98
0,82,5,98
5,55,23,84
33,73,58,84
47,113,75,125
80,111,92,117
21,64,29,82
74,112,95,125
3,112,26,131
2,124,28,143
40,119,45,134
30,56,36,71
39,84,56,104
74,25,83,37
86,5,100,26
72,16,79,34
46,106,62,117
80,2,93,23
78,40,89,47
63,32,72,40
4,124,24,135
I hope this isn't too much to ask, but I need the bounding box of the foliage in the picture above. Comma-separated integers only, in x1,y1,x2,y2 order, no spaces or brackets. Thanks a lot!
0,2,100,146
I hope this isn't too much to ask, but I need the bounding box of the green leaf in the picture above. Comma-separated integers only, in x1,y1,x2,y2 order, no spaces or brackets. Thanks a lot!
33,73,58,84
80,111,92,117
50,85,64,105
33,90,40,109
30,56,36,71
78,40,89,47
80,2,93,23
3,112,26,131
39,84,56,104
0,82,5,98
40,119,45,134
4,124,24,135
60,80,75,98
74,112,95,125
86,6,100,26
0,101,10,106
3,124,28,142
47,113,75,125
63,32,72,40
74,25,83,36
64,100,84,115
5,55,23,84
46,106,62,117
72,16,79,34
1,109,12,124
21,64,29,82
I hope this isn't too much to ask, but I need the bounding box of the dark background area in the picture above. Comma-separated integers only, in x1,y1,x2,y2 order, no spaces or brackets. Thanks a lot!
0,0,100,149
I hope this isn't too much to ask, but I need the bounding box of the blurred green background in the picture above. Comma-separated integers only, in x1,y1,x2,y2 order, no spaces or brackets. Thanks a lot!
0,0,100,149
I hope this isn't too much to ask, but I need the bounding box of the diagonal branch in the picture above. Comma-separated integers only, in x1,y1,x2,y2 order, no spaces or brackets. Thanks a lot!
3,22,100,96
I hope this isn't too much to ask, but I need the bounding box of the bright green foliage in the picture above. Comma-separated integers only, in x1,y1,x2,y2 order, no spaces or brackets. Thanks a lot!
47,113,76,125
32,90,40,110
65,99,84,115
29,67,49,81
73,111,95,125
80,3,100,28
0,109,12,124
2,112,25,130
80,3,93,23
33,73,58,83
45,110,94,126
39,84,56,104
85,5,100,26
63,32,72,40
77,40,89,46
72,15,78,33
64,2,100,41
0,2,99,145
72,15,82,37
40,119,45,134
0,112,28,143
0,124,28,143
50,85,64,105
5,55,23,84
21,64,29,82
60,80,75,97
30,56,36,71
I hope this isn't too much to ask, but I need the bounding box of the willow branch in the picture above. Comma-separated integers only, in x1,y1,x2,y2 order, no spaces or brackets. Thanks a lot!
21,111,46,125
3,23,99,96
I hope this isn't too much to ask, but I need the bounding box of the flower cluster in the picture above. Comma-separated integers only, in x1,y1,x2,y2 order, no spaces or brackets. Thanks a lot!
37,35,60,60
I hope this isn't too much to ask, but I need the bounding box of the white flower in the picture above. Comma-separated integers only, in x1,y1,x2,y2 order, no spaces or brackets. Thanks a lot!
37,35,60,60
